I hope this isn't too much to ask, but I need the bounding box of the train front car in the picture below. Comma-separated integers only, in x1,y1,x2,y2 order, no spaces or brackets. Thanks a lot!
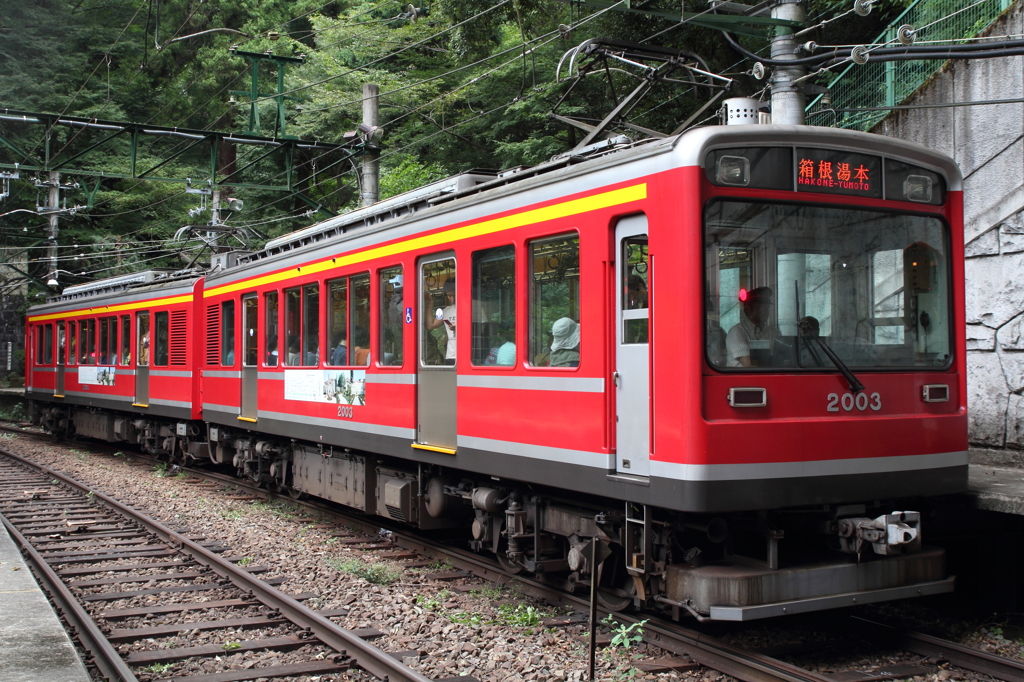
646,125,967,620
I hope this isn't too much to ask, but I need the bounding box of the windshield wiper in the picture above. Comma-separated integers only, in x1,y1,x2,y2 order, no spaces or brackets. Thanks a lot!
798,319,865,393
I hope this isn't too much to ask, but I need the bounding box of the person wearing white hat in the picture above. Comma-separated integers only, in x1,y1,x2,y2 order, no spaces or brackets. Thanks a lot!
549,317,580,367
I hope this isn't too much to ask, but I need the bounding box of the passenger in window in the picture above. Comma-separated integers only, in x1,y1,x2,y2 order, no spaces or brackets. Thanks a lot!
550,318,580,368
353,328,370,366
627,275,648,309
725,286,776,367
387,274,404,329
267,335,279,366
304,333,319,366
484,324,516,366
287,339,301,365
426,279,456,364
330,333,348,366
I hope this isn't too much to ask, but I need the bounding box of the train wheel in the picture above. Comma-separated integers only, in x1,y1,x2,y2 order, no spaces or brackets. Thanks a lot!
596,579,636,612
286,486,309,501
596,546,636,612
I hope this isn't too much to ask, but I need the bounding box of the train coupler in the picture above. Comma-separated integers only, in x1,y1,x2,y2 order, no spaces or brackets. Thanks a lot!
837,511,921,557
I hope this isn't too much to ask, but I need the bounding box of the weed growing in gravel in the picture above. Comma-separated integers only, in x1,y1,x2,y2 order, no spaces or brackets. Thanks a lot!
601,614,647,652
238,556,254,566
152,462,170,477
76,453,86,461
85,491,95,502
325,557,402,585
175,471,188,479
496,603,546,628
471,584,506,599
221,641,242,651
220,507,246,520
251,498,299,520
142,663,174,674
0,431,17,440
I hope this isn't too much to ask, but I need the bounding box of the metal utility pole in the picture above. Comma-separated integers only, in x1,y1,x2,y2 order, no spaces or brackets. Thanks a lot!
770,0,807,125
46,171,59,287
361,84,380,207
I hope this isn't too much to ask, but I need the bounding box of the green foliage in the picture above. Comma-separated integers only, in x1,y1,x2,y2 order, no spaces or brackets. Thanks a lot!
221,641,242,651
0,0,919,300
152,461,170,477
143,663,175,674
325,557,403,585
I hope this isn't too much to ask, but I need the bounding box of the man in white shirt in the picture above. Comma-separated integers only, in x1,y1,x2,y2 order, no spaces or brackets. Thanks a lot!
725,286,775,367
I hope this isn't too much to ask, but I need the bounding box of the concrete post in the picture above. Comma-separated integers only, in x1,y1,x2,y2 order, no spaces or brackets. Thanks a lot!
770,0,807,125
47,171,59,287
361,83,380,207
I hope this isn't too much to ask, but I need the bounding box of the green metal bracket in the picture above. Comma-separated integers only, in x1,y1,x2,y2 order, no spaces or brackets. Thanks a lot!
81,178,103,209
229,48,305,139
292,191,338,218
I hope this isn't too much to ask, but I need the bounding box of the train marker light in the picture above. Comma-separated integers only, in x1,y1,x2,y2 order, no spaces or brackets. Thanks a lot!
716,155,750,186
903,175,933,203
738,288,748,302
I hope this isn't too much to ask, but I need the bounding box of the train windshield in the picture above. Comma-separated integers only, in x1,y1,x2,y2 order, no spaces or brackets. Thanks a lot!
705,199,950,371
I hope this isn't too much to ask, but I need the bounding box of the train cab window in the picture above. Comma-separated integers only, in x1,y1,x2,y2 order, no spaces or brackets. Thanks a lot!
68,321,77,365
80,319,96,365
154,312,169,366
705,200,950,370
303,284,320,365
137,313,150,366
221,300,235,366
379,267,404,366
264,291,279,366
528,235,580,368
421,259,457,366
471,246,515,366
327,279,348,366
350,274,370,366
120,315,131,365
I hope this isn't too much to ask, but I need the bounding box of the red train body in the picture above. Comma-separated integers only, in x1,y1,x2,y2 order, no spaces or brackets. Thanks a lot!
27,125,968,620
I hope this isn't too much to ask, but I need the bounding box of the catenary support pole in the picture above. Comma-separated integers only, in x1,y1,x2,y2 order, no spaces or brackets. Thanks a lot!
46,171,59,287
770,0,807,125
361,83,380,207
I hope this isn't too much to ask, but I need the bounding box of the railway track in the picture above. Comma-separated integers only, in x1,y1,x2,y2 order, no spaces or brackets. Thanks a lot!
4,429,1024,682
0,447,439,682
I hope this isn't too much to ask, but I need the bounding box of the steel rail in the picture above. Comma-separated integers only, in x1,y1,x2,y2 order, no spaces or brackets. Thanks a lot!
0,448,433,682
19,436,1024,682
852,617,1024,682
0,515,139,682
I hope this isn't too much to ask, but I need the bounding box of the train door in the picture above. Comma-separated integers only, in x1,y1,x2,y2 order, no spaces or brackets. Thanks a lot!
135,312,150,407
416,256,457,452
614,215,650,476
55,321,65,397
240,294,258,421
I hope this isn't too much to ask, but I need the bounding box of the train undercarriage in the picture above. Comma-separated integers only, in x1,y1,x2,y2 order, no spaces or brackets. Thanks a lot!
36,403,954,621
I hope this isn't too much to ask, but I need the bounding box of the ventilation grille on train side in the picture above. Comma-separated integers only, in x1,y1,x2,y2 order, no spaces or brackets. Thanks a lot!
205,305,220,366
169,310,188,366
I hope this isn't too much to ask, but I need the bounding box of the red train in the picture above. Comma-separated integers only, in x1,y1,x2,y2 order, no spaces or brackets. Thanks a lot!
26,124,967,620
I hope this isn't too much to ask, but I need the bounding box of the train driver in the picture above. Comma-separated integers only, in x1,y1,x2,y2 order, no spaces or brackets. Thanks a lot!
725,286,776,368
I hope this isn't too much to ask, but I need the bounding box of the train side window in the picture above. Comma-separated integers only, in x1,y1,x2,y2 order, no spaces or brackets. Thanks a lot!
327,279,348,366
154,311,169,366
137,313,150,366
622,238,649,344
68,320,77,365
120,315,131,365
243,295,258,367
80,319,96,365
102,316,118,365
379,267,403,366
221,300,235,366
303,283,320,365
350,273,371,366
472,246,516,366
99,317,109,365
529,235,580,368
41,324,53,365
264,291,279,366
421,259,456,366
56,322,65,366
284,288,300,366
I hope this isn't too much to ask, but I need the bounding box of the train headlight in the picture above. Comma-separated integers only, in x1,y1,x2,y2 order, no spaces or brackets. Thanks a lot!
716,155,750,186
903,175,933,203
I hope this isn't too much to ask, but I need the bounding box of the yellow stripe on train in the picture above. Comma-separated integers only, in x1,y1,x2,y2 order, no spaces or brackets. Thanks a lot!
203,183,648,299
27,294,195,323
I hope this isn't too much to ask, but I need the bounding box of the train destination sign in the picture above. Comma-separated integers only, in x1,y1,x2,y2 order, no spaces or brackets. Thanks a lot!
795,148,882,199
